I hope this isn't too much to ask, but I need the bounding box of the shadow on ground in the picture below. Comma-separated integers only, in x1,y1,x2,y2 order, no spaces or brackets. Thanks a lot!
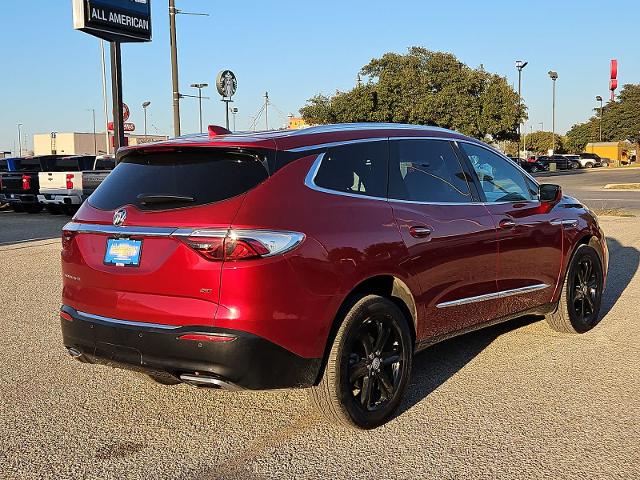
399,235,638,416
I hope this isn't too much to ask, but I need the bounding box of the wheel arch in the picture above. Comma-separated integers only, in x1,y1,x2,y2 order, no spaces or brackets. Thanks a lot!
314,275,418,385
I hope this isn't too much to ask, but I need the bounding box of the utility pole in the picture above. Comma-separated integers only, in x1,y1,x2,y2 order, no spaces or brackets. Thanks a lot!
548,71,558,153
169,0,181,137
100,40,110,155
596,95,603,141
515,60,528,159
87,108,97,154
264,92,269,130
17,123,23,156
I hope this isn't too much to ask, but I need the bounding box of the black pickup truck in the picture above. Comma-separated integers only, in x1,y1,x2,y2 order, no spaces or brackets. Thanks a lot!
0,156,63,213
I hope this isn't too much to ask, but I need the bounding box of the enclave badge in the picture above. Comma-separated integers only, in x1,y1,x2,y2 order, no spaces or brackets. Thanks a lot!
113,209,127,226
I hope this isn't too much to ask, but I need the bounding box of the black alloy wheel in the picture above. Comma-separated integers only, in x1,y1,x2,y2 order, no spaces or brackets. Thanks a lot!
311,295,412,429
346,315,404,413
547,244,604,333
569,256,600,326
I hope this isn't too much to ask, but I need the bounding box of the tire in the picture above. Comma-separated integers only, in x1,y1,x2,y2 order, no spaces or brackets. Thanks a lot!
530,166,539,173
310,294,413,429
11,204,24,213
546,245,604,334
46,205,62,215
25,204,43,214
570,161,579,170
585,162,594,169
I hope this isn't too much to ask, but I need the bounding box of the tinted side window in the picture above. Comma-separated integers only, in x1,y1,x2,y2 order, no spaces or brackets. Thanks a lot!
388,139,471,202
459,143,537,202
313,141,388,198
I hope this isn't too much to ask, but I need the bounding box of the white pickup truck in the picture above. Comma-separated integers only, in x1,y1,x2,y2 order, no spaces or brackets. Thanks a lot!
37,155,115,214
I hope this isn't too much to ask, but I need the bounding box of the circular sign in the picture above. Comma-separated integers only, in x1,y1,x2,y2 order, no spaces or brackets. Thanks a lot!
216,70,237,98
122,103,130,122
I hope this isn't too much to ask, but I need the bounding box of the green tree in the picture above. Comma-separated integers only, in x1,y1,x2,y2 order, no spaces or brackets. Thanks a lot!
524,131,565,155
565,83,640,152
300,47,525,141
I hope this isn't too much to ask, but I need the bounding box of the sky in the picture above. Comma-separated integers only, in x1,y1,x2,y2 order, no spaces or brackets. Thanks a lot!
1,0,638,154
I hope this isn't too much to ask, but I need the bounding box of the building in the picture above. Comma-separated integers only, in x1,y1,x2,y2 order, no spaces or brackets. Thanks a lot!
287,116,310,130
33,132,168,156
585,141,637,164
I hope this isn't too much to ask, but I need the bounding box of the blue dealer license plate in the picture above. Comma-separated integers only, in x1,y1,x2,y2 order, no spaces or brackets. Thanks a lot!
104,238,142,266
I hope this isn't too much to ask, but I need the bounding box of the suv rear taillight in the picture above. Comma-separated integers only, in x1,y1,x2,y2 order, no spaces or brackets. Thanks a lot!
61,229,76,250
66,174,74,189
178,229,304,261
22,174,30,190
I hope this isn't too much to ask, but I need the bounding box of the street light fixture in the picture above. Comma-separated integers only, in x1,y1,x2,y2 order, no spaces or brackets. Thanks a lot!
548,71,558,153
190,83,208,133
539,122,544,132
142,101,151,136
595,95,603,142
515,60,528,159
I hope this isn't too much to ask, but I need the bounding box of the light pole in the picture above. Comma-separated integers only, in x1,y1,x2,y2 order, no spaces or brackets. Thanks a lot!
231,107,238,131
17,123,23,156
169,0,181,137
142,101,151,136
86,109,97,154
548,71,558,153
190,83,208,133
515,60,528,159
596,95,603,141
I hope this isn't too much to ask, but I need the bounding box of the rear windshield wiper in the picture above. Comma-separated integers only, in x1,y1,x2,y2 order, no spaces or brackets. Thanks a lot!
137,194,195,205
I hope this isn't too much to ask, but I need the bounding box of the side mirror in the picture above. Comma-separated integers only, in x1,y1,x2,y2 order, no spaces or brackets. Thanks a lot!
539,184,562,203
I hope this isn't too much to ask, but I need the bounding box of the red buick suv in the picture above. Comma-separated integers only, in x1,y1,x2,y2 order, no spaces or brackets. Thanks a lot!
60,123,607,428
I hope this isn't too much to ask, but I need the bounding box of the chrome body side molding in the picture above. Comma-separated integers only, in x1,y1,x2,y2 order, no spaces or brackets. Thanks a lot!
436,283,550,309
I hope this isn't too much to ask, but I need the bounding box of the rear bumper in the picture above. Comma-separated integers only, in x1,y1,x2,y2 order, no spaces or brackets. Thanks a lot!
0,193,38,204
60,306,321,390
37,194,82,205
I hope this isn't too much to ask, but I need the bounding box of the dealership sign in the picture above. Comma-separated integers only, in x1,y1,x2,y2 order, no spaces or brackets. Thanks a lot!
72,0,152,43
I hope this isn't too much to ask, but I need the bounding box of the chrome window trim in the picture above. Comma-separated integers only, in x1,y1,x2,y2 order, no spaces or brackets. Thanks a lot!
303,138,490,206
288,137,388,153
64,222,177,237
436,283,550,309
76,310,180,330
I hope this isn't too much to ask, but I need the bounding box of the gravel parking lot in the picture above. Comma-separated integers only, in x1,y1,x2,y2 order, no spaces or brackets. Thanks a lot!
1,217,639,479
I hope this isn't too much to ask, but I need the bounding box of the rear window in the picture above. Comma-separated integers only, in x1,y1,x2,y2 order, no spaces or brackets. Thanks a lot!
89,149,270,210
47,156,95,171
16,158,43,171
94,157,115,170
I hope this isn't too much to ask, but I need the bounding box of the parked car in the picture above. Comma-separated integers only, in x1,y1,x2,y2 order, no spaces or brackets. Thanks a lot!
59,123,608,429
0,156,63,213
537,154,579,170
578,153,609,168
81,155,116,200
520,157,548,174
37,155,95,214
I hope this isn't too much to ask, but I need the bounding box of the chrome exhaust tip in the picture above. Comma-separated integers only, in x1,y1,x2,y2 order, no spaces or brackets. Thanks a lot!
67,347,83,359
179,373,241,390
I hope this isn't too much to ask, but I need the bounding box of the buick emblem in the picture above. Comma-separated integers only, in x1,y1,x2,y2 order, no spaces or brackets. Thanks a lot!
113,209,127,227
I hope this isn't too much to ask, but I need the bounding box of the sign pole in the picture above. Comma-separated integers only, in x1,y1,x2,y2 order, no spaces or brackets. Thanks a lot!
110,42,125,154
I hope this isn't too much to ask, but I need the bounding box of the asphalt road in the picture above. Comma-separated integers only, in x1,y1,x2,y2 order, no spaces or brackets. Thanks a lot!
1,217,638,479
534,167,640,214
0,209,69,246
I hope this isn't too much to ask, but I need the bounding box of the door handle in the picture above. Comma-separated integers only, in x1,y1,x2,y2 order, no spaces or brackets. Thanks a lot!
498,218,516,229
409,226,432,238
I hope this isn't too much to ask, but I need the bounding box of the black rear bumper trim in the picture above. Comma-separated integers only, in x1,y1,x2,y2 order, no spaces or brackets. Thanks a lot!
60,305,321,390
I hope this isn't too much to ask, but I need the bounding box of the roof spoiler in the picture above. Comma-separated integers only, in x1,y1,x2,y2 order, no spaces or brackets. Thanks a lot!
208,125,232,137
